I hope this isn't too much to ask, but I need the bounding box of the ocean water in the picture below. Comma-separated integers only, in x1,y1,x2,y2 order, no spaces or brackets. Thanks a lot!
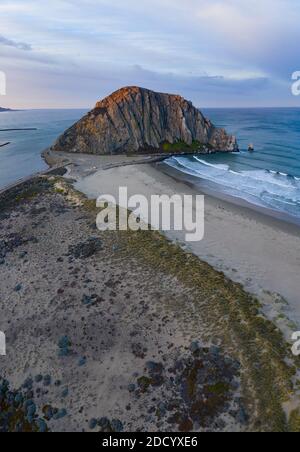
166,108,300,221
1,107,300,222
0,109,87,189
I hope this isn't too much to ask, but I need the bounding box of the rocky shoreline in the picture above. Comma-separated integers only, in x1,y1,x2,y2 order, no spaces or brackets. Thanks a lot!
42,144,239,175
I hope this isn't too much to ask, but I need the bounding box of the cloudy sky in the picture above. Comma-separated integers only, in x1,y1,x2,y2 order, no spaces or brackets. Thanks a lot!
0,0,299,108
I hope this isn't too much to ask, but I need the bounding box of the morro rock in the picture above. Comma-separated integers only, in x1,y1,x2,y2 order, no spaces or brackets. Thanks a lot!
51,86,238,155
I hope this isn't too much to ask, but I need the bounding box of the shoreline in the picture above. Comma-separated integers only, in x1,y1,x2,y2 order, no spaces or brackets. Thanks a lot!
0,171,299,431
46,151,298,331
158,161,300,232
43,149,300,230
2,150,300,335
3,149,300,329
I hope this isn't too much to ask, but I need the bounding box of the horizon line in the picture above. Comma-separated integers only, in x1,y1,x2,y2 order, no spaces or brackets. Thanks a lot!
2,105,300,111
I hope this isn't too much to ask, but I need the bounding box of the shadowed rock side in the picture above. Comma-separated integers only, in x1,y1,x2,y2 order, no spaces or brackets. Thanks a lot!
50,87,238,155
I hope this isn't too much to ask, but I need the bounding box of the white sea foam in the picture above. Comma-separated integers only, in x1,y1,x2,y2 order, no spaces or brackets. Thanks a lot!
193,156,230,171
166,156,300,217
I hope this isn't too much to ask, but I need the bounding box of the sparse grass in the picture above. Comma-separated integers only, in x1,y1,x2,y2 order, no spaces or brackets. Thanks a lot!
206,382,231,396
52,179,299,432
137,376,153,393
9,176,300,432
119,228,298,432
0,178,53,212
288,409,300,432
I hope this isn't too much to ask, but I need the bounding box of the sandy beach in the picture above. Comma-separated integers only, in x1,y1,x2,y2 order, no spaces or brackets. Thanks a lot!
56,152,300,333
2,0,300,436
0,151,300,432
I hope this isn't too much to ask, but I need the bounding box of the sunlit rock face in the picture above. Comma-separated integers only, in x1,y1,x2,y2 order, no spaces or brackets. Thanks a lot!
51,86,238,155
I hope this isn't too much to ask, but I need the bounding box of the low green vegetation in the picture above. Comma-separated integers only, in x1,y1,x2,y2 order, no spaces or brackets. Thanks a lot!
8,176,300,432
119,227,299,432
59,177,299,432
161,140,211,154
0,178,53,212
289,409,300,432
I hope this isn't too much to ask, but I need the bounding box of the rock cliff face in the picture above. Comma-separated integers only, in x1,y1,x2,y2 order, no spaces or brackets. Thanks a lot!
51,87,237,155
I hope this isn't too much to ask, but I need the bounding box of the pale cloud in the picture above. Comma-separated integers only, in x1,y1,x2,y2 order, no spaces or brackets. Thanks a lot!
0,35,31,51
0,0,299,108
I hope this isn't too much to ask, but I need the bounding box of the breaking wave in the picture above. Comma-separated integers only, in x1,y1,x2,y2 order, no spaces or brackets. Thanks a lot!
165,155,300,218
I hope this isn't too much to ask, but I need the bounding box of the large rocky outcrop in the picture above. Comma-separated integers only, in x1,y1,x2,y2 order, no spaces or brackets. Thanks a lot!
51,86,238,155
